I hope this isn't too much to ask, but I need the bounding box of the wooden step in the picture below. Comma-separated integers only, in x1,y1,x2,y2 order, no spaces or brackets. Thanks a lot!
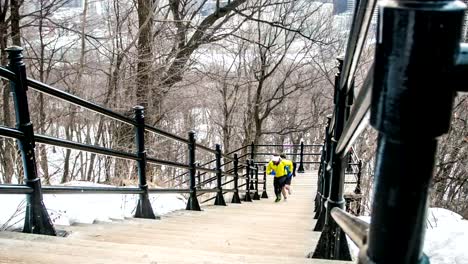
0,171,353,264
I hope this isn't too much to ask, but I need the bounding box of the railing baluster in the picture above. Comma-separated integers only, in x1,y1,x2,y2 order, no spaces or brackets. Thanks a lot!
354,160,363,216
354,160,362,196
133,106,157,219
298,140,305,173
7,46,57,236
311,57,352,260
214,144,227,206
315,147,324,214
314,116,332,226
231,154,241,203
244,159,252,202
261,165,268,199
197,162,201,187
186,131,201,211
253,164,260,200
249,162,255,190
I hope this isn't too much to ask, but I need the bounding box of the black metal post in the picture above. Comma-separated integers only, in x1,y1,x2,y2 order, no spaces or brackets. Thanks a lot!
315,147,325,214
214,144,227,206
7,46,57,236
253,164,260,200
311,58,351,260
298,141,305,172
133,106,157,219
346,152,353,173
249,162,255,190
363,1,466,263
244,159,252,202
197,162,201,187
231,154,241,203
354,160,362,195
261,165,268,198
314,116,332,223
186,131,201,211
354,160,362,216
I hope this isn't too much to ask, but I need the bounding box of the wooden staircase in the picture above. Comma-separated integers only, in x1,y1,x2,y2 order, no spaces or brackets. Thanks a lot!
0,171,353,263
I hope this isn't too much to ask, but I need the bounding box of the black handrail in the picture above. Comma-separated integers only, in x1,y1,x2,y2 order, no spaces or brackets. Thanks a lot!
0,126,24,139
254,144,322,147
35,134,139,161
147,157,190,169
41,186,143,194
254,152,321,156
338,0,378,93
162,146,245,185
0,66,228,152
336,65,373,155
327,0,378,135
0,185,33,194
330,207,368,248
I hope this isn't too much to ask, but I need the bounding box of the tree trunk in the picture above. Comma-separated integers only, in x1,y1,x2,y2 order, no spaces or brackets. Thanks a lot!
136,0,153,112
10,0,21,46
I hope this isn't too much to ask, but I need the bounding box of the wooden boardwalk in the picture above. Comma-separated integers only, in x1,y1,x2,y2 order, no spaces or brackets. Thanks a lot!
0,171,352,263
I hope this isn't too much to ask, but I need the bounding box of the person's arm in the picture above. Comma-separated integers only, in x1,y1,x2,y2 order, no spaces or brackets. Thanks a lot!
266,162,272,175
266,162,276,176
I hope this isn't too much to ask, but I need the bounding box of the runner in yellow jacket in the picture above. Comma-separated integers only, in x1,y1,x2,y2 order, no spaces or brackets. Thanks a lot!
266,155,289,202
280,153,294,199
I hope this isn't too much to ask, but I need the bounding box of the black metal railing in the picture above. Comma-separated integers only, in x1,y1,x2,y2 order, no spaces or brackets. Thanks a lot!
0,47,324,236
309,0,468,262
249,142,323,172
0,47,268,236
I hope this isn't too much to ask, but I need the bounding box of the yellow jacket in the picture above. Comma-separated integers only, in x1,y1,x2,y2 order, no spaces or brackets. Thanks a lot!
282,159,294,177
266,160,289,178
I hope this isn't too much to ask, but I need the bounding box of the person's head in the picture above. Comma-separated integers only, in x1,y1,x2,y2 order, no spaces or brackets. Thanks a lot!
271,155,281,165
280,153,286,159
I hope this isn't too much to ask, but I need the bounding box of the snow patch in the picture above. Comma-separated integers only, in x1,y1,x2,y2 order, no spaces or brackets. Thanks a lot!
346,208,468,264
0,181,186,231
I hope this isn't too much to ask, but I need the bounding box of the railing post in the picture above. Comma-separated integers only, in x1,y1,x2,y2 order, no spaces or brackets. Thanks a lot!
197,162,201,187
253,164,260,200
7,46,56,236
354,160,362,216
354,160,362,195
231,154,241,203
214,144,227,206
243,159,252,202
346,152,353,173
133,106,157,219
311,57,351,260
314,148,324,214
186,131,201,211
298,140,305,173
363,1,466,262
314,116,332,222
249,161,255,190
261,165,268,198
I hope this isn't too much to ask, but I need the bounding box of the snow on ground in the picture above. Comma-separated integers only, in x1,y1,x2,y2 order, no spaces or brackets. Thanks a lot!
0,181,186,231
347,208,468,264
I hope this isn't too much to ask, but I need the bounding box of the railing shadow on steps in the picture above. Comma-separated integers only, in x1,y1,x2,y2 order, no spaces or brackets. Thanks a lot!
308,0,468,262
